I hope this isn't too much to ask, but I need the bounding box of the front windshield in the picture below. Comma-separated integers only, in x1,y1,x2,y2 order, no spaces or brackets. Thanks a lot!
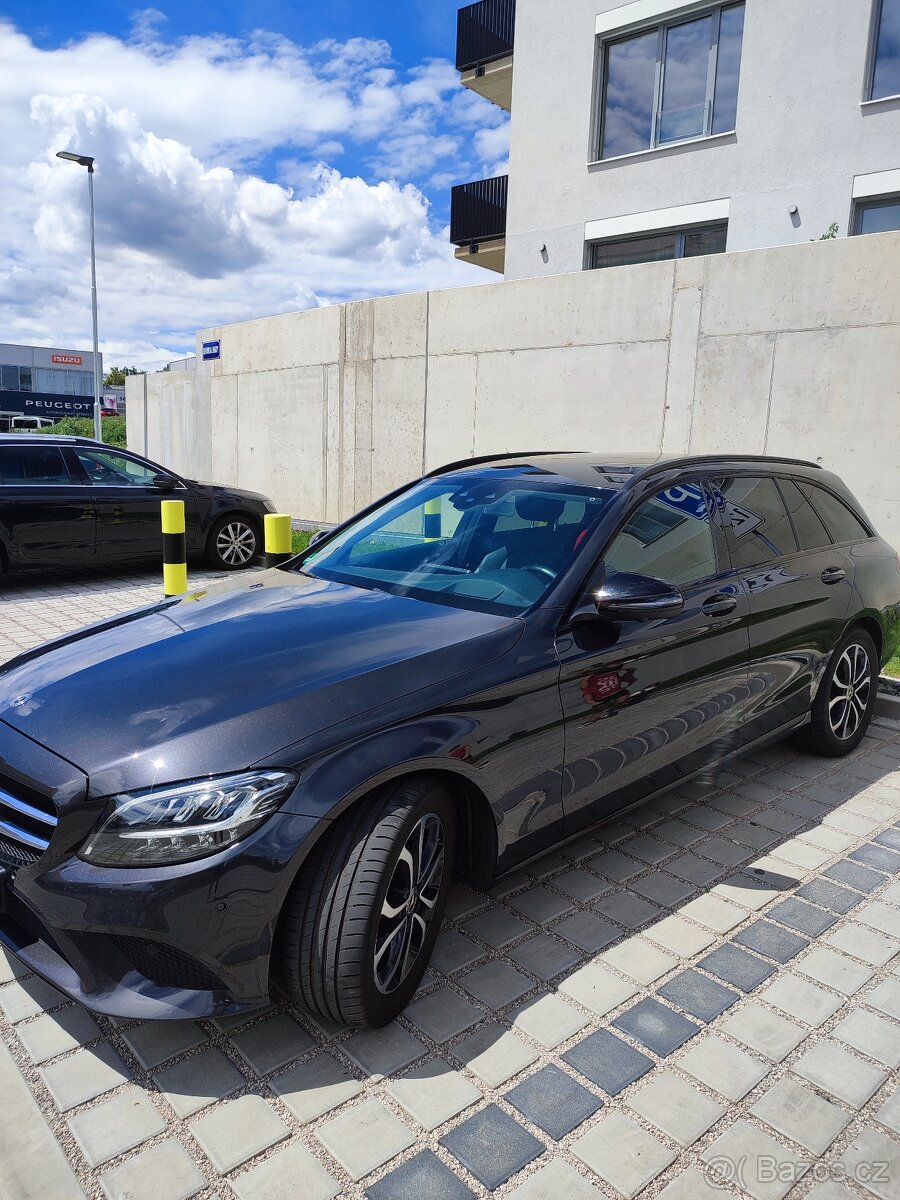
296,470,618,614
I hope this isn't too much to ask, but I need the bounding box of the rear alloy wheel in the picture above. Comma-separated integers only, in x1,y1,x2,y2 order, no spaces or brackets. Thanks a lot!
206,515,259,570
798,628,878,756
280,777,455,1028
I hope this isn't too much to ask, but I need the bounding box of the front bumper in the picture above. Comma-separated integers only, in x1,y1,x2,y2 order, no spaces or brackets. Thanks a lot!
0,721,323,1018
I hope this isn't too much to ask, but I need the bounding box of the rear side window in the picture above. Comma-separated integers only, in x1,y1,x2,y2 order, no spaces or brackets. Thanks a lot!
778,478,831,552
800,483,871,544
711,476,796,567
0,445,72,485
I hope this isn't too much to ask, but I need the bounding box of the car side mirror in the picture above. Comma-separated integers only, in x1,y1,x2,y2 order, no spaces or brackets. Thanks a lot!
307,529,328,550
152,474,176,492
594,572,684,620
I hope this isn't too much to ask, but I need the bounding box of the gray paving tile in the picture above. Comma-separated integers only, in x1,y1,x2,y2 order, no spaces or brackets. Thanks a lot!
620,835,673,864
594,892,662,929
512,992,590,1048
553,910,619,953
678,1035,768,1100
154,1047,244,1119
875,826,900,850
440,1104,543,1190
429,930,485,976
866,976,900,1021
733,920,809,963
600,937,678,984
366,1150,474,1200
761,973,844,1026
876,1087,900,1136
230,1011,315,1075
833,1008,900,1067
563,1028,653,1095
461,960,533,1008
508,934,582,981
272,1051,362,1122
406,988,482,1043
385,1059,481,1131
572,1111,675,1198
17,1006,100,1065
644,915,716,957
824,860,886,892
794,1039,887,1108
658,1167,735,1199
69,1088,166,1167
508,886,573,924
41,1043,130,1112
506,1063,602,1139
666,853,723,886
505,1158,610,1200
658,968,740,1021
697,836,752,867
700,944,775,991
558,962,638,1017
796,878,863,914
856,899,900,937
679,892,750,933
701,1120,806,1200
0,976,65,1022
317,1098,415,1181
464,907,531,948
630,871,696,907
768,897,838,936
653,818,707,846
231,1142,340,1200
453,1022,539,1087
627,1069,724,1146
825,922,899,965
613,997,700,1056
445,884,487,920
720,1002,808,1061
839,1126,900,1200
122,1021,206,1071
587,850,643,882
100,1139,206,1200
551,868,611,903
751,1076,850,1154
797,946,875,994
849,843,900,873
190,1094,289,1174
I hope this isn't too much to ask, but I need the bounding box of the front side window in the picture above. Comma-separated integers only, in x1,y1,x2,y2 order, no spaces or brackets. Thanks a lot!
300,473,619,615
599,3,745,158
0,446,72,485
75,449,160,487
870,0,900,100
711,477,796,567
799,484,871,544
854,195,900,236
604,483,718,587
590,222,727,269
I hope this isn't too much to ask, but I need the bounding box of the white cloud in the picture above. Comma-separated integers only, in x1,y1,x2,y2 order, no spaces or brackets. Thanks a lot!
0,18,510,365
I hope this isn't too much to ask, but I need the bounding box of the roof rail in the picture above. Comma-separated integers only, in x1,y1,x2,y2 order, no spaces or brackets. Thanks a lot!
425,451,583,478
638,454,822,477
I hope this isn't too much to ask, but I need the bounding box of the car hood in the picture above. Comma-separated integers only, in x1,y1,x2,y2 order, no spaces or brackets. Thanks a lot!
0,570,522,796
187,479,273,507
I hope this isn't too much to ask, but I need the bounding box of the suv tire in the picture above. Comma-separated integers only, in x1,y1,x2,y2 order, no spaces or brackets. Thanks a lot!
798,627,878,757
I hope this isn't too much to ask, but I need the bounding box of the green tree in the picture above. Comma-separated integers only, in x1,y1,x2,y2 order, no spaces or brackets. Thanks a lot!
103,365,143,387
35,416,127,448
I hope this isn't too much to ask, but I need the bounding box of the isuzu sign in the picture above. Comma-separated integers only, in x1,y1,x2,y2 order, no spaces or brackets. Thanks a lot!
51,354,84,365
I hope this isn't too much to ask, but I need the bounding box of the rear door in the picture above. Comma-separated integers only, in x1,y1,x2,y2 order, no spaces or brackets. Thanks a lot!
711,473,855,740
557,478,752,833
0,444,95,564
67,447,196,562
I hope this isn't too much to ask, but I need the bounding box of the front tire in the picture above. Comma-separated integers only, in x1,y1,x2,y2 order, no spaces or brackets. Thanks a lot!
798,628,878,756
205,514,259,570
280,777,455,1028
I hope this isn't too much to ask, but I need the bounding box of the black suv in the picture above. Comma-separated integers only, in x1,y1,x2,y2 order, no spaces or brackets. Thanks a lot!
0,435,275,574
0,452,897,1028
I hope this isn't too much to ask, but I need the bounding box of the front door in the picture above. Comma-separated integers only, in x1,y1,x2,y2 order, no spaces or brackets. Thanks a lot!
557,479,752,833
66,447,195,562
0,444,95,564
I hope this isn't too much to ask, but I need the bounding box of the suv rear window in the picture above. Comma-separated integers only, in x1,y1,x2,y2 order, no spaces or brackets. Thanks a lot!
800,484,871,544
0,446,72,485
711,476,796,567
778,478,831,552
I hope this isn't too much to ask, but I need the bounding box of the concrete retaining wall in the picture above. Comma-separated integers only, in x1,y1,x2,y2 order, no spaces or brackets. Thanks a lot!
128,233,900,545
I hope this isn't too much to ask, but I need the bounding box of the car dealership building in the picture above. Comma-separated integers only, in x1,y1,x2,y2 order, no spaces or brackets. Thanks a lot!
0,341,104,428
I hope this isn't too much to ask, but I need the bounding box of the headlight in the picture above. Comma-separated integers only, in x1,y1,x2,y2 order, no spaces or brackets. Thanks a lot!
80,770,298,867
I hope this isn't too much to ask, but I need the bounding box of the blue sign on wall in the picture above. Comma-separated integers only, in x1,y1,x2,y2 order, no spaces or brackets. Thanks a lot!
202,340,221,361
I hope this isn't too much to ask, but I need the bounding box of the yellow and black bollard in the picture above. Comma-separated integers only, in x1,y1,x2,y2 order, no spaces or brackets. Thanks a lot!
423,496,441,543
265,514,293,568
161,500,188,597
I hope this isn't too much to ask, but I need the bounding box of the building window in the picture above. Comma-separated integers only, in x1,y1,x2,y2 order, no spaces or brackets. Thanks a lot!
870,0,900,100
854,195,900,235
589,222,727,269
599,3,745,159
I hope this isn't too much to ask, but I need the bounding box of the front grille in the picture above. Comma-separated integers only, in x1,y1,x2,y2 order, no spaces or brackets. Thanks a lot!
112,935,224,992
0,835,40,869
0,783,57,859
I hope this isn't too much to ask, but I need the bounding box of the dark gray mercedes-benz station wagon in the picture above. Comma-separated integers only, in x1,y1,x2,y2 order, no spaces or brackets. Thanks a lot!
0,452,897,1027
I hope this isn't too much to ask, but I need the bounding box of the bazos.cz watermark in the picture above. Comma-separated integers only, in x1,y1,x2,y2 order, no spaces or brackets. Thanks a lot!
703,1153,891,1190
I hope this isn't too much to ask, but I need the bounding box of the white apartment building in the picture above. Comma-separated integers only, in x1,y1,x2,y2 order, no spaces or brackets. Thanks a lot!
451,0,900,276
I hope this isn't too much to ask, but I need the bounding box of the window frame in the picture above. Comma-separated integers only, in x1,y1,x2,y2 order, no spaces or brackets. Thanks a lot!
866,0,900,102
588,220,728,270
0,444,76,487
851,193,900,237
797,482,875,546
596,2,744,160
774,477,834,555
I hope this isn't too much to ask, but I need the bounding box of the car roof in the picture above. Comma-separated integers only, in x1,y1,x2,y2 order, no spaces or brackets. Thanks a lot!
428,451,823,488
0,434,106,446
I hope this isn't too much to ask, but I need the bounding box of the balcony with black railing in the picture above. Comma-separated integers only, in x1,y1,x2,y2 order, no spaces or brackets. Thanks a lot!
456,0,515,110
450,175,508,273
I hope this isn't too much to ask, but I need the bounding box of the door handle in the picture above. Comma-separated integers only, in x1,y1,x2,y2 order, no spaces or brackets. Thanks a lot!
701,593,738,617
821,566,846,585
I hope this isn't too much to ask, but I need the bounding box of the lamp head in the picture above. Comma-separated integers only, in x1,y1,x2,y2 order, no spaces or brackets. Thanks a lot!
56,150,95,171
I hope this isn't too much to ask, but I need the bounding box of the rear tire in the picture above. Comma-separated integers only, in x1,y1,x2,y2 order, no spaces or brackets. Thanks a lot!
797,627,878,756
280,777,455,1028
205,514,259,570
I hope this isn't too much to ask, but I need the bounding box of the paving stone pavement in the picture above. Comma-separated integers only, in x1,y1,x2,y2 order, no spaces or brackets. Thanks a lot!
1,567,899,1200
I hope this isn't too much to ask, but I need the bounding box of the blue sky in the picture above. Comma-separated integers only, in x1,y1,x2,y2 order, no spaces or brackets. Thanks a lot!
0,3,507,365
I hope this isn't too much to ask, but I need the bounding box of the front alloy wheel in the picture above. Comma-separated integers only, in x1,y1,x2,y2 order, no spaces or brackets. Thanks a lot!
375,813,445,994
206,516,258,570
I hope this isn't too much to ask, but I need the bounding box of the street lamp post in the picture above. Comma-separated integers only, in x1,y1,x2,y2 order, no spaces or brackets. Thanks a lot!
56,150,103,443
